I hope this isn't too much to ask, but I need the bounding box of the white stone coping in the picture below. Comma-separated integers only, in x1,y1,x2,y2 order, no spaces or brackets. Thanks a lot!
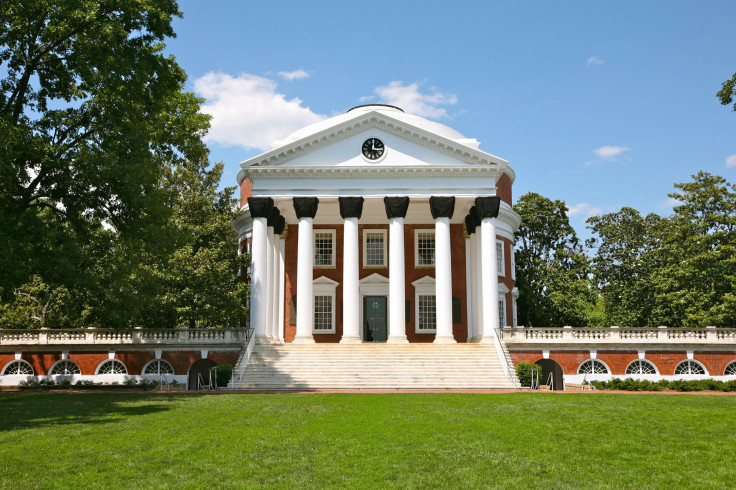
503,326,736,346
0,328,249,348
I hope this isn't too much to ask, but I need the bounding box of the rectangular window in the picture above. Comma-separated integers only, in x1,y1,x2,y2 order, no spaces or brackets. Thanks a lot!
363,229,386,267
497,241,505,277
314,230,335,267
415,230,435,267
314,295,334,331
417,294,437,332
499,299,506,327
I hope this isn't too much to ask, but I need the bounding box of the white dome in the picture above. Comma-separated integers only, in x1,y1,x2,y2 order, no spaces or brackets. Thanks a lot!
271,104,478,149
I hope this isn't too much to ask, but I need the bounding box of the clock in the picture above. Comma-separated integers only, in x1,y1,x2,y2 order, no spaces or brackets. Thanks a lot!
361,137,385,160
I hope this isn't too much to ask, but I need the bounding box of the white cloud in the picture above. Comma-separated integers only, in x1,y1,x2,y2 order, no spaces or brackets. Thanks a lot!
726,154,736,168
593,145,629,160
587,56,605,66
194,72,326,151
372,81,458,119
566,202,602,217
660,197,682,209
278,69,309,81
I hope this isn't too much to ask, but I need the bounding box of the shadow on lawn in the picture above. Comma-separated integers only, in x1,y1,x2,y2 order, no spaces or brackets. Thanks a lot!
0,393,177,432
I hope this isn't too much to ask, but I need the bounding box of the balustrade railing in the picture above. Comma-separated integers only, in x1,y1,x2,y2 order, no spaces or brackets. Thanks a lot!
503,325,736,345
0,328,248,346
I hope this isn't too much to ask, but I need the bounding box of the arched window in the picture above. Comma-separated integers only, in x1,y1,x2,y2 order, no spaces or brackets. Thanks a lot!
725,361,736,376
49,360,81,375
1,360,34,375
96,359,127,375
625,359,658,375
577,359,610,375
143,359,174,375
674,360,707,375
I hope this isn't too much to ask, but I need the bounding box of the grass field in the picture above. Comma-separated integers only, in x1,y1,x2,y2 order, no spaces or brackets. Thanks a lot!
1,392,734,489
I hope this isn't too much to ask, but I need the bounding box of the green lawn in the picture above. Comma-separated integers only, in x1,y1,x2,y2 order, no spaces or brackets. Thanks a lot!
1,392,734,489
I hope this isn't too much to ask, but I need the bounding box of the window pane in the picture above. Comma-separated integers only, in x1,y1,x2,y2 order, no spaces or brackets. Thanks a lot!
314,295,333,330
497,242,503,272
418,295,436,331
498,300,505,327
417,232,435,266
314,232,333,266
365,232,384,266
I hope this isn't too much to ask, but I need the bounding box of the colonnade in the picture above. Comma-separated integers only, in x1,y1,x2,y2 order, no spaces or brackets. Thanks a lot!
247,195,504,344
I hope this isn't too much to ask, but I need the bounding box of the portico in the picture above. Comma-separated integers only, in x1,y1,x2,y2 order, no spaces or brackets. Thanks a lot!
233,104,520,348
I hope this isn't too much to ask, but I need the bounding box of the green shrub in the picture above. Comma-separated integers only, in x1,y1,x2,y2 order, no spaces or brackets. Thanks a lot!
515,362,542,387
595,378,731,392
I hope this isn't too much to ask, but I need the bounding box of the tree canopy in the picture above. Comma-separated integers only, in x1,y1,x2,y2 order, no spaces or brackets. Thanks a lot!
0,1,246,329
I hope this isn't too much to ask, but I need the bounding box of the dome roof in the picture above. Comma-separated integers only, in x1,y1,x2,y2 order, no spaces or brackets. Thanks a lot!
271,104,477,149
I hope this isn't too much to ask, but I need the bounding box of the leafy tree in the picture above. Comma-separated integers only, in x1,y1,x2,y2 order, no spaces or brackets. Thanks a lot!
514,192,593,327
717,73,736,110
586,208,665,327
0,0,209,295
650,172,736,326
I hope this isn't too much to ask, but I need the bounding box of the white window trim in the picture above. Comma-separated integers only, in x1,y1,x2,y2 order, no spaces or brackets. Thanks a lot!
95,359,128,375
577,359,611,375
412,275,436,334
510,243,516,280
674,359,708,376
497,240,505,277
511,287,519,328
1,359,35,376
414,229,435,268
363,229,387,268
625,359,659,376
313,229,336,268
498,295,507,328
142,359,175,376
48,359,81,376
313,276,338,334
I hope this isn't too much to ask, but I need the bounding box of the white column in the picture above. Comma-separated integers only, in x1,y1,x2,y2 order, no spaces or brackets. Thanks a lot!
277,238,286,342
465,234,474,342
294,217,315,343
387,217,408,343
434,217,455,343
473,232,484,342
341,217,361,343
251,217,269,343
480,217,499,343
270,228,281,342
265,226,275,342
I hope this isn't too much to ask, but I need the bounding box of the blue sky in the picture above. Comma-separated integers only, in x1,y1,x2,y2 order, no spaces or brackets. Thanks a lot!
166,1,736,238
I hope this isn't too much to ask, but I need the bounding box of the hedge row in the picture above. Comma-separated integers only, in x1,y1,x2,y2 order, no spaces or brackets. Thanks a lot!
593,378,736,392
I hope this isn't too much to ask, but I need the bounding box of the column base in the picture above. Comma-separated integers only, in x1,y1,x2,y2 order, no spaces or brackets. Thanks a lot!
387,335,409,344
256,335,280,345
292,335,315,344
433,335,457,344
339,335,362,344
468,336,482,343
477,335,496,344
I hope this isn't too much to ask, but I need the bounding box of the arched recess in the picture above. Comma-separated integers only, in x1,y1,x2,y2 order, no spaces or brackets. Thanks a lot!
187,358,217,391
535,359,564,391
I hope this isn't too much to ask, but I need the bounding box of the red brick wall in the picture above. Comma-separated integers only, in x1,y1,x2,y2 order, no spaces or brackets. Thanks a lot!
68,353,109,375
497,173,513,206
208,351,240,366
23,352,62,375
240,178,253,209
0,354,16,374
597,351,639,375
694,352,736,376
117,352,154,375
510,351,544,365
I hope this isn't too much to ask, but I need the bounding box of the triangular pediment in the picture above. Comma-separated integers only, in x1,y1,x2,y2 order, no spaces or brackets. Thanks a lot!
238,109,509,177
359,273,389,287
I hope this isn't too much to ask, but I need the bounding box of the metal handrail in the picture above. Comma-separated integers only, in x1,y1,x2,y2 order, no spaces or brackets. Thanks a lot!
231,327,256,388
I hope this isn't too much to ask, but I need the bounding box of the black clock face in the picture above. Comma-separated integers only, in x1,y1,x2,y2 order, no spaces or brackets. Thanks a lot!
361,138,385,160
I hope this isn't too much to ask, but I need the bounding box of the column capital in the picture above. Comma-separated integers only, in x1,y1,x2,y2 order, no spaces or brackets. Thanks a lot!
338,197,364,219
293,197,319,219
273,215,286,236
384,196,410,219
266,207,281,227
248,197,274,218
464,214,476,235
474,196,501,219
429,196,455,219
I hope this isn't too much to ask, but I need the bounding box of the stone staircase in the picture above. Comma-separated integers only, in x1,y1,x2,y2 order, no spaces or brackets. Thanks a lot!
230,343,516,391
